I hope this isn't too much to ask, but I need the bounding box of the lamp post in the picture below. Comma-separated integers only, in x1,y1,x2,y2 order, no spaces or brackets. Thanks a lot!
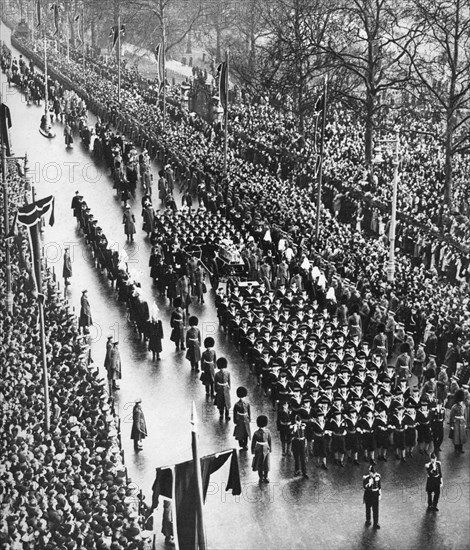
373,130,400,283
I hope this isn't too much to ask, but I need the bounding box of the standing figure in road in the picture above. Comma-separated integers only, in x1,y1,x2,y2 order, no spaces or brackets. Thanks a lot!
169,298,186,351
291,415,309,478
176,272,191,314
449,389,467,454
147,317,164,361
214,357,231,420
131,398,148,451
123,205,136,242
64,121,74,148
431,401,445,453
200,337,217,397
425,453,443,511
103,335,113,377
251,415,272,483
79,289,92,334
363,464,382,529
62,247,72,286
233,386,251,450
107,341,122,391
194,262,206,304
185,316,202,371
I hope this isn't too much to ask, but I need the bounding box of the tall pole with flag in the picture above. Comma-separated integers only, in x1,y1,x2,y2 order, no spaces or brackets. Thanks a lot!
12,195,55,433
222,50,229,175
81,8,85,85
117,15,121,103
0,95,13,312
162,21,166,130
191,402,207,550
315,74,328,242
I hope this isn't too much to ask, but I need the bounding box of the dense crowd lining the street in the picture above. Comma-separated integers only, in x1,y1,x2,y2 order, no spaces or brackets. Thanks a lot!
0,179,155,548
1,26,470,548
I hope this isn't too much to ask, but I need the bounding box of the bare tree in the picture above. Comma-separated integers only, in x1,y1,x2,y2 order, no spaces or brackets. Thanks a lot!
405,0,470,205
321,0,417,165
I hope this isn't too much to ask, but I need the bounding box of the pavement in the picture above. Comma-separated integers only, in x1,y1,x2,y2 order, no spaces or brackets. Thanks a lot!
2,20,470,550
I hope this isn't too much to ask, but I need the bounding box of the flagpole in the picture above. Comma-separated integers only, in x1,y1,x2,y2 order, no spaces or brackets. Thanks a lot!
82,7,85,87
1,104,13,313
44,34,49,129
315,74,328,242
191,402,207,550
162,24,166,130
223,49,229,176
117,14,121,103
30,222,51,433
66,13,70,61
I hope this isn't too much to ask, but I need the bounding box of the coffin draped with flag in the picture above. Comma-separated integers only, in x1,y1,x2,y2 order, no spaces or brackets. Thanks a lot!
150,448,241,550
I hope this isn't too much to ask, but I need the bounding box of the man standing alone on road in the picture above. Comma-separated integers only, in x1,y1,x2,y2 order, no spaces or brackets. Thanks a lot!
425,452,443,511
363,463,382,529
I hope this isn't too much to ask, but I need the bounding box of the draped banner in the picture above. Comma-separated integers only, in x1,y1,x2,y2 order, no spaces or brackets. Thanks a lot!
151,449,241,550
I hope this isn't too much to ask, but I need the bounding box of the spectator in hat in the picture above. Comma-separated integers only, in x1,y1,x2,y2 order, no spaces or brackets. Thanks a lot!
449,389,467,454
79,290,92,334
233,387,251,450
214,357,231,420
131,399,147,451
251,415,272,483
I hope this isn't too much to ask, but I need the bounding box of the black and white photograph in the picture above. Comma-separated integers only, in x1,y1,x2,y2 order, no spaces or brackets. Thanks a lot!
0,0,469,548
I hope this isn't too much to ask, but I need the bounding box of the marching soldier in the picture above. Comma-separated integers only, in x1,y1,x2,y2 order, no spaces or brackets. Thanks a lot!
233,387,251,450
291,415,308,478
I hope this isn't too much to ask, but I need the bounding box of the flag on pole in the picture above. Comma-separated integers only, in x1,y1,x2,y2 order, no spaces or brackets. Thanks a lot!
36,0,41,28
151,449,240,550
15,195,55,228
109,24,126,50
8,196,55,297
75,14,82,44
0,102,13,157
50,4,60,36
216,62,228,110
154,43,164,84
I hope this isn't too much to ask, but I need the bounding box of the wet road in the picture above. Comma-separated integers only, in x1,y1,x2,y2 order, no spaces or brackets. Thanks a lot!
2,22,470,550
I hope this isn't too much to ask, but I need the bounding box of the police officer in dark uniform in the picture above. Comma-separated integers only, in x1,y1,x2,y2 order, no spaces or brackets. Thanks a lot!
363,463,382,529
425,453,443,511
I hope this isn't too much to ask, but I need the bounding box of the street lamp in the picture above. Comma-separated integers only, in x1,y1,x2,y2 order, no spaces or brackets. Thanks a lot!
373,129,400,283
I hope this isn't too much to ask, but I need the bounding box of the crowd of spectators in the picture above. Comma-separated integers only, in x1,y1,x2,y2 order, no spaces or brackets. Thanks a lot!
0,130,152,550
8,34,470,349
